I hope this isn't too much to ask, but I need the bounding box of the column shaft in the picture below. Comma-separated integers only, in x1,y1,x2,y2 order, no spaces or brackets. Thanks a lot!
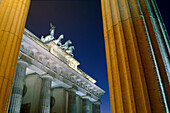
0,0,31,112
94,103,100,113
40,76,52,113
8,61,27,113
82,99,91,113
68,91,77,113
76,95,82,113
101,0,170,112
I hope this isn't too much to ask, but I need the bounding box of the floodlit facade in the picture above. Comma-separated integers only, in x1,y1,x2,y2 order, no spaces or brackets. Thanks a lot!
0,0,170,113
8,28,105,113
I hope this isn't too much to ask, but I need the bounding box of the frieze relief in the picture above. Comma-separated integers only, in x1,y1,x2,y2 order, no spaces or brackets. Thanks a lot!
53,66,58,73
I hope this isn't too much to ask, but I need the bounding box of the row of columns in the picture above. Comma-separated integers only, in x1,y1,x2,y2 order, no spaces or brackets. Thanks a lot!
8,60,100,113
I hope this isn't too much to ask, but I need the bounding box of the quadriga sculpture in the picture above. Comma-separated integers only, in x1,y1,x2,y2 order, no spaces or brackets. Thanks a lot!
66,46,75,57
41,23,55,43
60,40,72,50
53,34,64,46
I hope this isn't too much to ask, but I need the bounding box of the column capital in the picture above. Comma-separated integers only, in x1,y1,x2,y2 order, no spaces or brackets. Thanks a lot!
67,84,78,92
68,90,76,96
82,98,90,101
94,101,101,105
17,60,28,66
40,74,53,80
51,86,65,89
81,93,92,99
65,84,78,94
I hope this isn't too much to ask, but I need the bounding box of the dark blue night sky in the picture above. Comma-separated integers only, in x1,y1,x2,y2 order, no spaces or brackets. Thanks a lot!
25,0,169,113
26,0,110,113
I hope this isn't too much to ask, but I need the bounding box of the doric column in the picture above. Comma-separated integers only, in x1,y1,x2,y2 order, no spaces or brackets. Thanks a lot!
68,91,77,113
76,95,82,113
40,75,53,113
8,60,28,113
93,101,101,113
101,0,170,112
0,0,31,112
82,99,91,113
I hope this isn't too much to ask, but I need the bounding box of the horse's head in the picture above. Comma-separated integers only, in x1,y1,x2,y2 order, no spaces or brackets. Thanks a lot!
59,34,64,40
66,40,72,45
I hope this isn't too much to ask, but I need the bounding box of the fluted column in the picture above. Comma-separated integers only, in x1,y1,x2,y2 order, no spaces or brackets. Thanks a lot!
76,95,82,113
93,101,100,113
8,60,27,113
0,0,31,112
101,0,170,113
68,91,77,113
82,99,91,113
40,75,53,113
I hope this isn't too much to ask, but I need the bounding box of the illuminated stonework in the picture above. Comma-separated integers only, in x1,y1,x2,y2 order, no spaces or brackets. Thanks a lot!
8,28,104,113
0,0,31,112
101,0,170,112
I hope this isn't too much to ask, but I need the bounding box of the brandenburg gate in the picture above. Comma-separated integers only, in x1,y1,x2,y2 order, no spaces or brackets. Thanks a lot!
0,0,169,113
8,27,105,113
